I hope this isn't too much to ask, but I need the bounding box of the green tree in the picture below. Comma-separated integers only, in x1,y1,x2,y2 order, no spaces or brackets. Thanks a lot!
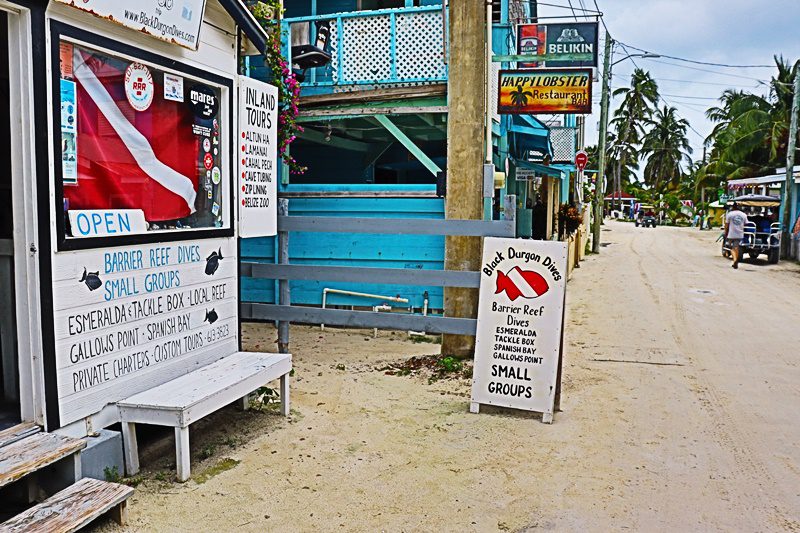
609,69,659,205
705,56,799,181
641,105,693,192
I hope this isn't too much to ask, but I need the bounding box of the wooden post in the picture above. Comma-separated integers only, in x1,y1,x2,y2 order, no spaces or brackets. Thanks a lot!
782,68,800,257
175,426,190,482
278,199,290,353
441,0,487,358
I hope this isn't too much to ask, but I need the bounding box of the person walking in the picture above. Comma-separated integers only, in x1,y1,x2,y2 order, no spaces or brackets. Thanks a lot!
724,202,748,269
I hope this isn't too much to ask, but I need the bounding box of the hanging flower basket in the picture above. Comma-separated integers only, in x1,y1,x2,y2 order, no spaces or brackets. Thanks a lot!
250,0,306,174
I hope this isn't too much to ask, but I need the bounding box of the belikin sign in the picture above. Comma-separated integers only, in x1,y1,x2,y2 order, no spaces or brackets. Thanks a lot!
470,238,568,423
497,69,592,115
517,22,598,68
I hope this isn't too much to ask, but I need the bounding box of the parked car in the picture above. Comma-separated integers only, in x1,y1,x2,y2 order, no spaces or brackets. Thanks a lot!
720,194,781,264
635,205,657,228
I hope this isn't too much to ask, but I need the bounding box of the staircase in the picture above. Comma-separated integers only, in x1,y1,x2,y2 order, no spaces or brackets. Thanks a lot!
0,423,133,532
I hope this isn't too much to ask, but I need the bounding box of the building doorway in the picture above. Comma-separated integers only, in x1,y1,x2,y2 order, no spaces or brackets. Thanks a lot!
0,9,19,430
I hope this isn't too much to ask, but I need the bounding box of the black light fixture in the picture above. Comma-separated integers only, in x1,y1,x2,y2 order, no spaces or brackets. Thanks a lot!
292,21,332,71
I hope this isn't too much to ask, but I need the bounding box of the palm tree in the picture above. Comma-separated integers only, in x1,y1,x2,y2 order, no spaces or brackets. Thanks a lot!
641,105,693,191
609,69,659,207
705,56,799,182
510,85,533,107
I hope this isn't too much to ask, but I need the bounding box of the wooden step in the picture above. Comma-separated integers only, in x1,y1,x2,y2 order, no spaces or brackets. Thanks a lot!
0,433,85,489
0,423,40,448
0,477,133,533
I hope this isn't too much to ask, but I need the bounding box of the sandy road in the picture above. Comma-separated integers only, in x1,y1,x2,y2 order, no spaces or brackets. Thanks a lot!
104,221,800,532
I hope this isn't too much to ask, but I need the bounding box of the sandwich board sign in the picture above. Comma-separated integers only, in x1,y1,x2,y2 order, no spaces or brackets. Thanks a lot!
470,238,567,423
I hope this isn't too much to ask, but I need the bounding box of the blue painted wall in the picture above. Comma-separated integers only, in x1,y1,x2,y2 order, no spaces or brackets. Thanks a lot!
241,188,446,309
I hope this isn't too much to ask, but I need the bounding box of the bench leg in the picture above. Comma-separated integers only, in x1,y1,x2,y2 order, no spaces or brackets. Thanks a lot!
280,373,290,416
109,500,129,526
239,393,252,411
121,422,140,476
72,450,82,482
175,426,190,482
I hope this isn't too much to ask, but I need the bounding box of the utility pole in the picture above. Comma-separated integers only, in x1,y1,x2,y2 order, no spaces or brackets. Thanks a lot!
441,0,487,357
781,66,800,258
592,35,613,253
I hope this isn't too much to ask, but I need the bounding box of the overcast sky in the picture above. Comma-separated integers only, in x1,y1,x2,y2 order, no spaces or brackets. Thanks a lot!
538,0,800,165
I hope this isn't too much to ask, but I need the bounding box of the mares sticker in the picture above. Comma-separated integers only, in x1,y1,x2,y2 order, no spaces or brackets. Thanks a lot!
188,84,218,119
124,63,154,112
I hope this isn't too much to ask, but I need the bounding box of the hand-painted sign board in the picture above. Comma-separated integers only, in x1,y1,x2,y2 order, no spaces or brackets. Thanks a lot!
237,76,278,238
517,22,598,68
55,0,208,50
52,237,237,425
515,169,536,181
498,69,592,115
68,210,148,238
470,238,567,423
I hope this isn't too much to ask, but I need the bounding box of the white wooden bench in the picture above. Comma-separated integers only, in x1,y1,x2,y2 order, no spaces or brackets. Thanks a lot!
117,351,291,482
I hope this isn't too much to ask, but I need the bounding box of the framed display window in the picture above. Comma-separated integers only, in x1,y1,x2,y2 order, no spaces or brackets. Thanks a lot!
50,22,235,250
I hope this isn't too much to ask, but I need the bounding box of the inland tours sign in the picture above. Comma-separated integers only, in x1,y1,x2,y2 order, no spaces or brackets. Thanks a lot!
497,69,592,115
237,76,278,238
470,238,567,423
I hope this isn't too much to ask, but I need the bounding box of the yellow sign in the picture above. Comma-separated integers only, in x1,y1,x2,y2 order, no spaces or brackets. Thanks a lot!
498,69,592,115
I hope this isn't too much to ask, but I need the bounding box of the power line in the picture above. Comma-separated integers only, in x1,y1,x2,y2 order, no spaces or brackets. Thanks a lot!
537,1,600,14
591,0,610,35
659,93,720,101
642,58,767,82
611,86,720,100
566,0,578,21
616,41,774,69
654,77,761,88
616,41,707,142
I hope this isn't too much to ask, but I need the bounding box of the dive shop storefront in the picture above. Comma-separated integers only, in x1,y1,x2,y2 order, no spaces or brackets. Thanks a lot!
0,0,279,441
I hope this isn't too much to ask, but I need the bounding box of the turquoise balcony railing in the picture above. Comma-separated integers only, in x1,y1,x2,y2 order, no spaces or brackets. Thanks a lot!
280,6,448,95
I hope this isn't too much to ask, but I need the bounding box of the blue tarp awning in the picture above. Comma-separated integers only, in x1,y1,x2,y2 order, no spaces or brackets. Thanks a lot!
516,159,564,178
508,115,552,160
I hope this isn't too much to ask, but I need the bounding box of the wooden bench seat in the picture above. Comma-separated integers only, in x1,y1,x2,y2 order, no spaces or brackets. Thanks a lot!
0,477,133,532
0,423,40,448
0,433,85,489
117,351,291,481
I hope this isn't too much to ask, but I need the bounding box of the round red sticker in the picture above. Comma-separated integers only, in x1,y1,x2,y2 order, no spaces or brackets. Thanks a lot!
124,63,154,112
204,153,214,170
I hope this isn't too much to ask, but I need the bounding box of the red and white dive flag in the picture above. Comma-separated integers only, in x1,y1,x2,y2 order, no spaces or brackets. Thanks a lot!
495,266,549,301
67,49,199,222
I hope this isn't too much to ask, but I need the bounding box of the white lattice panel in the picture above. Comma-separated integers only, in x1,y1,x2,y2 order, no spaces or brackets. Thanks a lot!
396,11,447,81
551,127,576,163
329,10,447,86
332,15,392,83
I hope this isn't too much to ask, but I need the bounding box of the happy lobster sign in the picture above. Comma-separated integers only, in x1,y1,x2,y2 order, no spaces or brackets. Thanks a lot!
470,238,568,423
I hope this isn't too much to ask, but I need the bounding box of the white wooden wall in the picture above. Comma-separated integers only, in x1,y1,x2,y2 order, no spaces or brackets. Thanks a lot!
44,1,242,432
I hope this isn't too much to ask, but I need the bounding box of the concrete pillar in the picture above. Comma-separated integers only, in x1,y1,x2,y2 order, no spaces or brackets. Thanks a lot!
441,0,487,357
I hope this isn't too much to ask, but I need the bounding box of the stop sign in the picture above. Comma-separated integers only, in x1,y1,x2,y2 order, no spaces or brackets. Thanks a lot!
575,150,588,172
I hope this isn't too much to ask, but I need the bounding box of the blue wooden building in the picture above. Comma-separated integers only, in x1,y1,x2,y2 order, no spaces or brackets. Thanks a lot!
242,0,582,311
